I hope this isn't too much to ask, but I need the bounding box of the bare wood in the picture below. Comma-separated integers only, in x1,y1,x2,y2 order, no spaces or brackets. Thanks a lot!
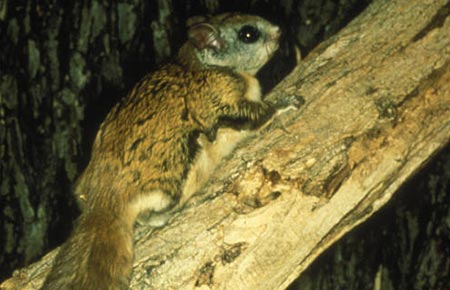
2,0,450,289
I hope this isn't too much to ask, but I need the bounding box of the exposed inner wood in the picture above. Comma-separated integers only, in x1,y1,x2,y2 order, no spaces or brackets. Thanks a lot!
1,0,449,289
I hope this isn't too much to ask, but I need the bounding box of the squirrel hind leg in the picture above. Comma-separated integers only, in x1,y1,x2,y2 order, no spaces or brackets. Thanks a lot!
130,189,176,227
136,210,174,227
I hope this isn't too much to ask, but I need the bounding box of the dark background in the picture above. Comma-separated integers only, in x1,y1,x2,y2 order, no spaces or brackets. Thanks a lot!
0,0,448,289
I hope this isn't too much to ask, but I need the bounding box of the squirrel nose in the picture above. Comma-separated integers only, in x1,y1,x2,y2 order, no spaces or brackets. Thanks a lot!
271,26,281,40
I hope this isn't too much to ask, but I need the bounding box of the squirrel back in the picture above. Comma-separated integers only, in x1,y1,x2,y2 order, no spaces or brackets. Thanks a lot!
41,13,281,290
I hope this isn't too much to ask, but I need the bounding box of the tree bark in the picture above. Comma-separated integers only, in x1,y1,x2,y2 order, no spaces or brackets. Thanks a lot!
288,146,450,290
1,0,450,289
0,0,162,280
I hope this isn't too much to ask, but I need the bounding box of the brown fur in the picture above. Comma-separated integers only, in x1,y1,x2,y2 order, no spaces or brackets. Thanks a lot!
41,13,281,290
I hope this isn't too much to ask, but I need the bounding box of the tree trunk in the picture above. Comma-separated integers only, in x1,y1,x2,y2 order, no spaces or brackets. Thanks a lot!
0,0,161,280
288,146,450,290
1,0,449,289
0,0,370,282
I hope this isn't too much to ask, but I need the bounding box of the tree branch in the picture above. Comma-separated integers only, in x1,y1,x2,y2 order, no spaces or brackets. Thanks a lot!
2,0,450,289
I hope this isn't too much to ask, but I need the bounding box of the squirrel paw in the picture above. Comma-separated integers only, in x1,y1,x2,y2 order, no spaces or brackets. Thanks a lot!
136,210,173,228
274,94,305,110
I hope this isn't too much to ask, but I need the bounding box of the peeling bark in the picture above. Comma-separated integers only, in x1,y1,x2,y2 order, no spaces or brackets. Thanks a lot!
1,0,449,289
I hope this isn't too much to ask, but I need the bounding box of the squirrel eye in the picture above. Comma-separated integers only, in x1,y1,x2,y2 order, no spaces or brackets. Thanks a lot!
238,25,261,43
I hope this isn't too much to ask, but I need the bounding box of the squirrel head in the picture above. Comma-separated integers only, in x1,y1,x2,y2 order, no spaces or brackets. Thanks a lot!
178,13,281,75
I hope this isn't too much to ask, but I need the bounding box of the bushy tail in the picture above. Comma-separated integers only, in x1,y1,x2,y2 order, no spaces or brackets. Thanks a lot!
41,210,134,290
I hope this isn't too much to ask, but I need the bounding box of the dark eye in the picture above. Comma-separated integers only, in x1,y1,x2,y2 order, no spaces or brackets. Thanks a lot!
238,25,261,43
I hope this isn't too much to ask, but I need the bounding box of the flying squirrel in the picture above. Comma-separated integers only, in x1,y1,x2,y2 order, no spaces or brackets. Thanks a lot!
41,13,299,290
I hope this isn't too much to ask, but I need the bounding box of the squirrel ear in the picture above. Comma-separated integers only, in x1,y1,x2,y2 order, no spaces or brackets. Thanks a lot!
187,23,224,51
186,15,208,27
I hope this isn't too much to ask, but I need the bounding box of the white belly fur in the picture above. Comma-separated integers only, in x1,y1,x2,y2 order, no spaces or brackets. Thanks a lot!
182,72,262,204
181,128,251,203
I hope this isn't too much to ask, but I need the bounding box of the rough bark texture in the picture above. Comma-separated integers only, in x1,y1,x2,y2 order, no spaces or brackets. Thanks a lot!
289,146,450,290
2,0,450,289
0,0,368,282
0,0,158,279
